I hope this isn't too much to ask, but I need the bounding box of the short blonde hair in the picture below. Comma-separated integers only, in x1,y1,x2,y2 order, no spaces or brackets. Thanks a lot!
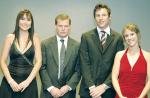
122,23,141,45
55,13,71,25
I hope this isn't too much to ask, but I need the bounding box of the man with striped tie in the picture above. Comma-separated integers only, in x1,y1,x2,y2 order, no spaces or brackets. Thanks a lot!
79,3,124,98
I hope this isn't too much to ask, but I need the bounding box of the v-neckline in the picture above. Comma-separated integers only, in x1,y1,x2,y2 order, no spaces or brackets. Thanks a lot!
14,41,32,55
126,49,141,71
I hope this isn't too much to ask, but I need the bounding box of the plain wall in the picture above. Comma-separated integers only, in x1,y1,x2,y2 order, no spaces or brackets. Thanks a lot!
0,0,150,97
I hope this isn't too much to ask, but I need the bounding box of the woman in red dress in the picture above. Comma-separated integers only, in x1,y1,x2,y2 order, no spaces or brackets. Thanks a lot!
112,23,150,98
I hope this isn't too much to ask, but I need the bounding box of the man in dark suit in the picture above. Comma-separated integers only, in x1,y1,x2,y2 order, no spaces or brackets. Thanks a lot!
79,4,124,98
40,13,80,98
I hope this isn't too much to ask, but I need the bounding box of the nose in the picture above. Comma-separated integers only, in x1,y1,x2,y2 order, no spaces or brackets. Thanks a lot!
62,26,65,31
127,35,132,40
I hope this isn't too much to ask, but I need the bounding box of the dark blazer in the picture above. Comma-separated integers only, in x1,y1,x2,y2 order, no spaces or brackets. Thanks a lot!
79,28,124,98
40,36,81,98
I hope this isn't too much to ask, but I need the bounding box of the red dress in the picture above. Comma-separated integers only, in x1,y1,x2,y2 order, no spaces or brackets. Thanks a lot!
115,48,147,98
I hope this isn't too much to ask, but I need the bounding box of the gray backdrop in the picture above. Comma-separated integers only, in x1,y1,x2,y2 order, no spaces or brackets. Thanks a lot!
0,0,150,97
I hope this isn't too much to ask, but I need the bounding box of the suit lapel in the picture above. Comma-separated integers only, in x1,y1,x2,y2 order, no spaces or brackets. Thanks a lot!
64,37,72,66
92,29,103,52
51,36,59,66
102,30,114,53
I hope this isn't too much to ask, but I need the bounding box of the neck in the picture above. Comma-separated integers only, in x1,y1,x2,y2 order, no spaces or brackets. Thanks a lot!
128,46,140,55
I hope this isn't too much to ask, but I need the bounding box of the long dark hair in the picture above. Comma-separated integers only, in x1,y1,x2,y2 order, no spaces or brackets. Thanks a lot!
13,9,34,46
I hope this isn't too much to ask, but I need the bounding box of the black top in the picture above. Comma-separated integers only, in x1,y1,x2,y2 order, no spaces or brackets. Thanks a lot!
8,40,35,77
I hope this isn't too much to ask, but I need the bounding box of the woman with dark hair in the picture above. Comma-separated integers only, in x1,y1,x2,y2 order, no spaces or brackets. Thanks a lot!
0,9,42,98
112,23,150,98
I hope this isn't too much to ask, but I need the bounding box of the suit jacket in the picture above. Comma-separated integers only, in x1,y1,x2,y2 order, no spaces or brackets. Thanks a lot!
79,28,124,97
40,36,81,98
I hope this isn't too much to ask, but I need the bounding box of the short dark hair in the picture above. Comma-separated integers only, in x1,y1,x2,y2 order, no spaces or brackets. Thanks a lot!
93,4,111,18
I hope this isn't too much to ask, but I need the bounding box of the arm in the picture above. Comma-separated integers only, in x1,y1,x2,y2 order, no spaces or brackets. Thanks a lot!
117,35,125,51
19,33,42,92
39,40,53,90
138,51,150,98
0,34,21,92
60,45,81,96
104,34,124,87
112,51,126,98
80,34,95,87
66,47,81,90
40,40,62,97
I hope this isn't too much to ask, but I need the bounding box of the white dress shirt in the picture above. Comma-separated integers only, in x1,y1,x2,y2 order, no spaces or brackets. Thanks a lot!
47,35,72,92
97,26,111,40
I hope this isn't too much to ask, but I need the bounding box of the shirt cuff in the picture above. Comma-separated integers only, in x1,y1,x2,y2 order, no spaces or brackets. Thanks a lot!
67,85,72,91
103,84,110,90
89,85,96,90
47,86,54,92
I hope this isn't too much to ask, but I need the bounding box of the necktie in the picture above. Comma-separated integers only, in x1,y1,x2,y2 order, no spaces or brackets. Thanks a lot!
59,39,65,79
100,31,106,48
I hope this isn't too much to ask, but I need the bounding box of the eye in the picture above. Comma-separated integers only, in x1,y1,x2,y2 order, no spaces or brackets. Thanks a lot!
64,25,69,28
27,18,31,21
20,17,25,20
96,14,100,17
131,33,135,36
124,34,128,38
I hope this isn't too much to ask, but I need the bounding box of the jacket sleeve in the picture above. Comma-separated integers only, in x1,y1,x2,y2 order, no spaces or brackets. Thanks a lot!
104,34,124,87
67,50,81,90
39,42,53,90
80,34,95,88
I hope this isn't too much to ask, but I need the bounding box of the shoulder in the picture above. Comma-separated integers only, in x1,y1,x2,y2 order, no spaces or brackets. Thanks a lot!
82,28,97,37
115,49,126,59
69,37,79,44
70,37,80,48
111,29,122,37
33,33,40,40
42,36,55,45
6,33,15,39
141,49,150,61
33,33,41,44
4,33,15,44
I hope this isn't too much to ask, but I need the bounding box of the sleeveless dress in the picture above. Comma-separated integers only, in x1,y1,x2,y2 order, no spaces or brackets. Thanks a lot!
115,48,147,98
0,40,38,98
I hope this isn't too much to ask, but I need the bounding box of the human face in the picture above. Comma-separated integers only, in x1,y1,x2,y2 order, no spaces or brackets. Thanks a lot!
19,14,31,32
124,29,139,47
95,8,111,30
56,19,70,38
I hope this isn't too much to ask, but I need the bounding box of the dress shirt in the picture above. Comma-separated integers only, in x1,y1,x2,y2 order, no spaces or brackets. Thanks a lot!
47,35,72,92
97,26,111,40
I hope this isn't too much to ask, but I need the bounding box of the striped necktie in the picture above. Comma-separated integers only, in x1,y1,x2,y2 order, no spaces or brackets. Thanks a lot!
101,31,106,48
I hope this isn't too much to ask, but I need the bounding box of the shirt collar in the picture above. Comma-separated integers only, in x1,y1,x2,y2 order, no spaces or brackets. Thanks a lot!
97,26,111,35
56,35,68,43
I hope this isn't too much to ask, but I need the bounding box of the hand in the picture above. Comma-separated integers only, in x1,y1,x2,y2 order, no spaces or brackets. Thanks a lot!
60,85,70,96
8,79,22,92
19,79,30,92
92,96,102,98
119,97,127,98
50,87,61,98
119,95,127,98
90,84,106,98
136,97,143,98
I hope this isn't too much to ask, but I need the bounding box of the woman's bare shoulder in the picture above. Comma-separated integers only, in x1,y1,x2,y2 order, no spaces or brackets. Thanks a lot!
142,49,150,60
116,49,126,58
4,33,15,43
